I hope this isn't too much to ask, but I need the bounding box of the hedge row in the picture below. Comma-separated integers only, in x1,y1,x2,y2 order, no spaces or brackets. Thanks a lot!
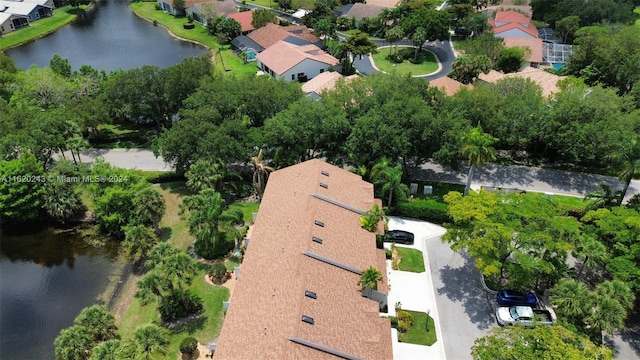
395,198,451,224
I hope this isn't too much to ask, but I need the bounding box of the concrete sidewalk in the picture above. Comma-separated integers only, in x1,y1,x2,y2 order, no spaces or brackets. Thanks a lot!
386,217,447,360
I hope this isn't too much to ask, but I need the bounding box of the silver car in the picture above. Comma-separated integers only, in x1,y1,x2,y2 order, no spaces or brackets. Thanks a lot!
496,306,534,327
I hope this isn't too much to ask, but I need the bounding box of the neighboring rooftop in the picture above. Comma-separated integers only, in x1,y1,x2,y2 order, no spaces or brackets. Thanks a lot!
228,10,255,33
489,10,538,38
363,0,400,9
478,66,566,97
301,72,357,95
256,41,339,75
0,0,46,16
248,22,319,50
188,0,237,16
503,36,543,63
336,3,386,20
213,159,392,360
230,34,264,52
429,76,473,96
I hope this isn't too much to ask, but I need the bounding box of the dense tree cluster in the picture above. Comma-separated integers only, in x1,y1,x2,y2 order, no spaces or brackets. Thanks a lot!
531,0,637,27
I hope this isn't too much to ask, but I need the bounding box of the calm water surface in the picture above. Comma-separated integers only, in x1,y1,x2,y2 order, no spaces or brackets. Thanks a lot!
0,224,120,360
5,0,207,71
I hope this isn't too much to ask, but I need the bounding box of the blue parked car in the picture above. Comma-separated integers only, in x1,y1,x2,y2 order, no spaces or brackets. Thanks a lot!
496,290,537,307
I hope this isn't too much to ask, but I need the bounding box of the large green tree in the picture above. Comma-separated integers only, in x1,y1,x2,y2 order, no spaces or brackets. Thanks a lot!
54,325,93,360
133,186,166,236
460,125,497,196
450,55,491,84
133,324,169,360
251,9,278,29
0,153,45,220
344,31,379,65
73,305,118,344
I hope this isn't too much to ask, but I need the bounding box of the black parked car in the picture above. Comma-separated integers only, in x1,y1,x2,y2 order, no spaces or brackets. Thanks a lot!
384,230,415,245
496,290,537,307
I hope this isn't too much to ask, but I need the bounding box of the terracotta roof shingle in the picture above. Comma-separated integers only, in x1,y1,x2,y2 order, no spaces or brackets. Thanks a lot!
491,10,538,38
248,22,318,50
429,76,473,96
257,41,339,75
213,159,392,360
301,72,357,94
478,66,566,97
503,36,543,63
227,10,255,32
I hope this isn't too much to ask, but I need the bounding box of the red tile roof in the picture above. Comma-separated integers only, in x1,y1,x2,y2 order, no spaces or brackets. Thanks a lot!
502,36,543,63
478,66,566,97
491,11,538,38
213,159,392,360
256,41,339,75
227,10,254,33
248,22,319,50
429,76,473,96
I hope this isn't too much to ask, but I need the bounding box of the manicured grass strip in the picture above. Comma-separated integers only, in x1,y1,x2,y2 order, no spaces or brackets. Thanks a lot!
129,2,258,77
118,271,230,360
0,6,86,50
246,0,280,9
396,247,425,273
400,310,437,346
371,46,439,75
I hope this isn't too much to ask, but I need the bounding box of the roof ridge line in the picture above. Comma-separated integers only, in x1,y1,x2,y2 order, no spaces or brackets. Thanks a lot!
288,337,364,360
312,193,367,215
302,251,363,275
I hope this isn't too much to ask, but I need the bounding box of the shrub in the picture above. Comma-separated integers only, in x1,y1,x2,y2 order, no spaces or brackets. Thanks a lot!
155,3,161,10
389,316,398,328
180,337,198,355
398,47,414,60
395,199,452,224
208,261,228,284
160,291,203,322
186,14,194,23
387,54,403,63
385,249,392,260
396,310,413,333
183,23,195,29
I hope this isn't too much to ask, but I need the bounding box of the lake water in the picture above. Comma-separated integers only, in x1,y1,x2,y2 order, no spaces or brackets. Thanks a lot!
5,0,207,71
0,224,121,360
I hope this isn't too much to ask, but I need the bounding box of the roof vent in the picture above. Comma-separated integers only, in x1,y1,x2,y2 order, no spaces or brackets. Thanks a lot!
305,290,317,299
312,236,323,244
321,170,329,176
319,182,328,189
314,220,324,227
302,315,314,325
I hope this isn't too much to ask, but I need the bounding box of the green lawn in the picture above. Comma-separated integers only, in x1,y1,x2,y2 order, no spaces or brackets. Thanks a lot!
396,247,425,273
129,2,258,78
399,310,437,346
246,0,280,9
229,201,260,224
372,46,439,76
0,6,86,50
118,271,230,359
90,123,155,149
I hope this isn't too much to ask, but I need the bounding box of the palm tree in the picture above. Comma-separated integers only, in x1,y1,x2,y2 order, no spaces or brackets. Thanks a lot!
88,339,120,360
123,225,157,262
67,135,89,166
360,204,387,233
135,271,171,316
608,136,640,205
133,324,169,360
145,242,180,270
584,183,622,211
586,295,626,336
185,159,223,193
550,278,592,320
42,180,82,220
54,325,93,360
461,125,497,196
359,266,383,291
73,305,118,343
596,280,636,313
160,252,199,313
573,236,609,280
411,27,427,62
133,186,166,236
315,18,336,48
384,27,404,57
251,149,274,199
181,189,243,259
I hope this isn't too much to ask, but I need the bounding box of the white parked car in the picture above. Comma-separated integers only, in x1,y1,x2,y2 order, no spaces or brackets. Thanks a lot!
496,306,554,327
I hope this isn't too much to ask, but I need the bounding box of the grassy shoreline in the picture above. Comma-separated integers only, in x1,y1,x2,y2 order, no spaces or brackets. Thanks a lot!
0,5,87,51
129,2,257,77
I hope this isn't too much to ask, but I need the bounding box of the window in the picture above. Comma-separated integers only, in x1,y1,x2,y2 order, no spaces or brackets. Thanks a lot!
305,290,317,299
291,74,295,80
302,315,314,325
320,69,324,73
312,236,323,244
314,220,324,227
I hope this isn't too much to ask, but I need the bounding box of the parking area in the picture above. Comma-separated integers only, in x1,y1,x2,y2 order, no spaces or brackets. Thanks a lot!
387,216,497,360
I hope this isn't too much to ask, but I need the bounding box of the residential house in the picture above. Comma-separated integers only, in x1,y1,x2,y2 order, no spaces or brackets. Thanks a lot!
478,66,566,98
429,76,473,96
363,0,399,9
212,159,392,360
247,22,319,51
0,11,28,33
0,0,52,22
256,40,340,82
227,9,254,34
157,0,236,22
502,36,543,67
301,71,357,98
230,35,263,62
336,3,385,22
489,11,538,39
